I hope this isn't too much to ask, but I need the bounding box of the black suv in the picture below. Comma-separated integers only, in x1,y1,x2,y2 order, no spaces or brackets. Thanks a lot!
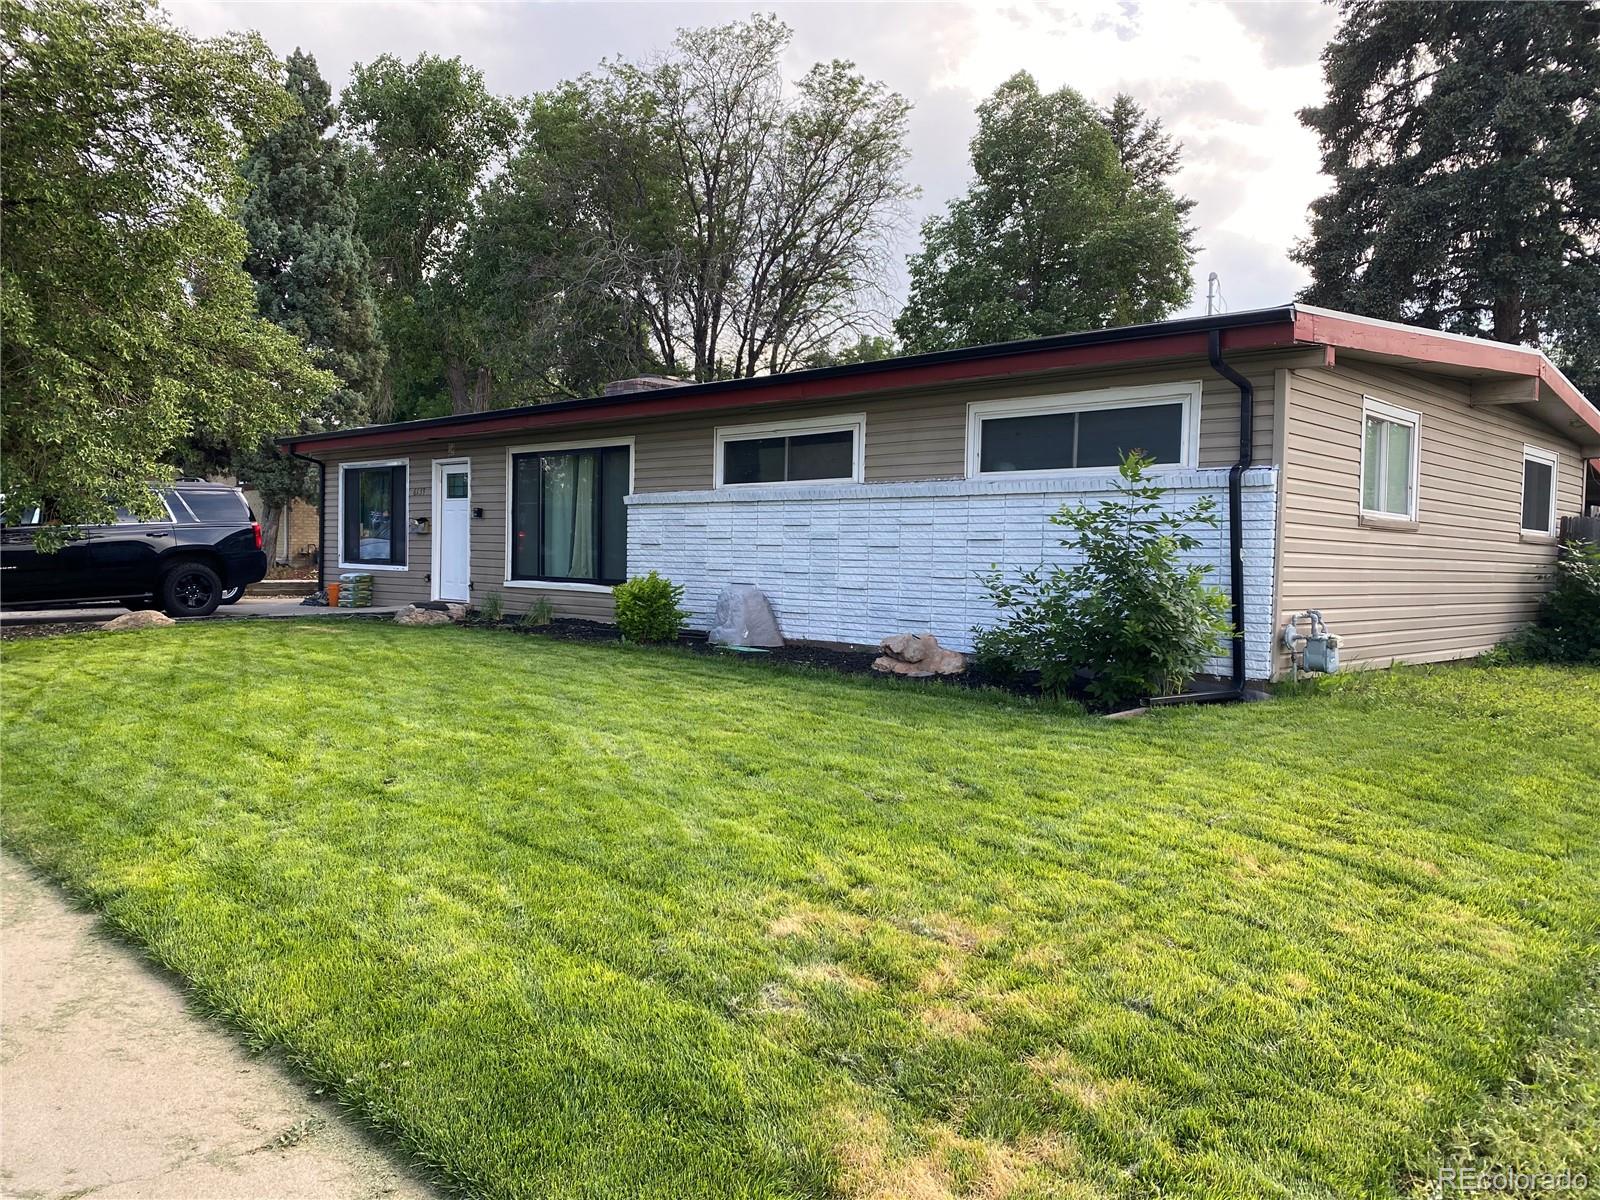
1,482,268,618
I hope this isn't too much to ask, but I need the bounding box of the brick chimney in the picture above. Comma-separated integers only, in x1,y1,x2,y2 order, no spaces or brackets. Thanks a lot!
602,375,688,397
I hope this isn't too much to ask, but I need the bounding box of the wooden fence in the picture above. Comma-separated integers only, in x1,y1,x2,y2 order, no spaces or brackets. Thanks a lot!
1558,514,1600,545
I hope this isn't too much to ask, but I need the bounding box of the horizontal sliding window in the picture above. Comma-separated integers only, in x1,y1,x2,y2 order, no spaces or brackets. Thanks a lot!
510,444,629,585
967,384,1198,477
1521,445,1557,535
341,462,406,567
716,415,864,487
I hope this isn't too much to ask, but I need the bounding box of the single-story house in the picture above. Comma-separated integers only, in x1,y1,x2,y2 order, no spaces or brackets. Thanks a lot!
282,304,1599,684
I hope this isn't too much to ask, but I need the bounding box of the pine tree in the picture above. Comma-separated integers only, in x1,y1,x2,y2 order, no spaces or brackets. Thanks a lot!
235,49,385,546
1294,1,1600,396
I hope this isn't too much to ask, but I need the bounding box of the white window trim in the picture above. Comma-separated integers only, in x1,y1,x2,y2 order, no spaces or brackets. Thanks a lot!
502,436,635,592
336,458,410,572
1358,396,1421,524
713,412,866,488
429,457,471,602
964,382,1202,480
1520,443,1560,537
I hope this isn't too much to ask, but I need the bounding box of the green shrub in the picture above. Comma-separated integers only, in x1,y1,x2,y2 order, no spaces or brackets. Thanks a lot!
476,590,504,623
519,597,555,629
613,572,688,643
973,451,1233,709
1505,541,1600,664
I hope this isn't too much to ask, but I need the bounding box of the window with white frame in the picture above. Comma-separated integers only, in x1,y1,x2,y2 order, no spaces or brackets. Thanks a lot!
1360,397,1420,521
715,414,864,486
966,383,1199,477
1521,445,1558,536
340,461,407,567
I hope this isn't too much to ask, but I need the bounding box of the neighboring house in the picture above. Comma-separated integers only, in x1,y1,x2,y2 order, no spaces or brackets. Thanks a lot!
282,305,1599,683
238,493,320,570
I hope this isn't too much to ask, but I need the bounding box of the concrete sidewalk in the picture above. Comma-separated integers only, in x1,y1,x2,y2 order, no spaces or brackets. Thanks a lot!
0,857,435,1200
2,597,403,626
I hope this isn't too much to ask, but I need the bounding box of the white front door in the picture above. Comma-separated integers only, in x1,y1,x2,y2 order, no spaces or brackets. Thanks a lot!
433,461,471,601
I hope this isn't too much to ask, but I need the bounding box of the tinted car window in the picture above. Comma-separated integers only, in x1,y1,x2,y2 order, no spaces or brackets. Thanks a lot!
180,490,249,523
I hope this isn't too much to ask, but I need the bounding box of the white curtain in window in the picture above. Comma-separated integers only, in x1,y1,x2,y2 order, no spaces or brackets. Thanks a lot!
540,451,597,579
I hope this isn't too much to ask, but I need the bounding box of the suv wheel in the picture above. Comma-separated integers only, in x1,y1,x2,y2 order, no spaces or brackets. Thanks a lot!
161,562,222,618
220,585,245,605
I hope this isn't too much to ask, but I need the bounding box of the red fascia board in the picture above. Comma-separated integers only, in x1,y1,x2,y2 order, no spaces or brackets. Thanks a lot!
1295,310,1600,439
289,322,1301,456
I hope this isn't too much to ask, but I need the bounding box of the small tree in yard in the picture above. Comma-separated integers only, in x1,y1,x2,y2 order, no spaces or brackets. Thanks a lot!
973,453,1233,708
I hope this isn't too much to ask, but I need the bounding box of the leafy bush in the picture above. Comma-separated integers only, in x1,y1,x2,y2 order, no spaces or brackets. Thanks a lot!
1505,541,1600,664
973,452,1233,708
613,572,688,643
476,590,504,623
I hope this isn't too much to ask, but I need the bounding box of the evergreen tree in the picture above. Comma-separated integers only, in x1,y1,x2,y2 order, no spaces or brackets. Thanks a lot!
895,73,1194,353
1294,1,1600,396
233,49,385,550
1101,93,1196,253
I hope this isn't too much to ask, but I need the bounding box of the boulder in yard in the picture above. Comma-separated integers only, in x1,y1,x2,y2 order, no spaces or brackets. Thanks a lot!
872,633,967,677
100,610,176,631
708,584,783,648
394,604,453,627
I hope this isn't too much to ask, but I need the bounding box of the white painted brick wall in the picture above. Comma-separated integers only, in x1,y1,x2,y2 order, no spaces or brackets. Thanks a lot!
628,468,1279,679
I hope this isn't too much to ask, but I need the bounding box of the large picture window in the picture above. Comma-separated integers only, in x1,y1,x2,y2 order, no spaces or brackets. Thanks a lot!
1521,445,1558,536
715,415,864,487
340,461,407,568
509,443,630,585
1360,397,1420,522
966,384,1198,478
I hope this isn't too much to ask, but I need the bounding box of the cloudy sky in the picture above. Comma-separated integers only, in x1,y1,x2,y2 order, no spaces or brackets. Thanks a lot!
165,0,1341,322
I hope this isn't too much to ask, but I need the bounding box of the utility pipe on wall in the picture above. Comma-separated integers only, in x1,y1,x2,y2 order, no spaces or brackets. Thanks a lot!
1148,327,1253,706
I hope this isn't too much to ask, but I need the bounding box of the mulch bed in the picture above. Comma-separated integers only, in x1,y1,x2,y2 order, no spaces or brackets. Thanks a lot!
1,621,99,642
466,616,1040,698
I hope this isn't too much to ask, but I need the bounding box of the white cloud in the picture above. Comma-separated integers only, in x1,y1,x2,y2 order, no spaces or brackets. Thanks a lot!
163,0,1338,319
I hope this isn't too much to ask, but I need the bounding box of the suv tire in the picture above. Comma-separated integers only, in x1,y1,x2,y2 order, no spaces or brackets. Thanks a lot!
220,585,245,604
161,562,223,618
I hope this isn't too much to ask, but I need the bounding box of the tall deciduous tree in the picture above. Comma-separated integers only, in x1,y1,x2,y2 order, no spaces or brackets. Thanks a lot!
341,54,516,416
234,49,385,553
895,73,1195,353
1294,1,1600,396
472,14,913,394
0,0,333,538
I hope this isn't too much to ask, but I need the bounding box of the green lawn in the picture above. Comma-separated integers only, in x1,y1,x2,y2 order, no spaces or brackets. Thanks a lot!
3,622,1598,1200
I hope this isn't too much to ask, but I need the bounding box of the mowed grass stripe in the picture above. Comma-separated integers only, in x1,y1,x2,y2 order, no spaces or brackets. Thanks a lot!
2,622,1597,1198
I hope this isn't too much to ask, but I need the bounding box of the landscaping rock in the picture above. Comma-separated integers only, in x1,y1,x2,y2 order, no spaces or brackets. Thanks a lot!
394,604,453,627
872,633,967,677
100,610,176,631
708,584,783,648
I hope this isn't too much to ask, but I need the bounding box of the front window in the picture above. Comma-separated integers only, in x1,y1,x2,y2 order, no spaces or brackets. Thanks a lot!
510,444,630,584
967,384,1197,477
1521,446,1558,535
716,416,863,486
341,462,407,567
1360,398,1419,521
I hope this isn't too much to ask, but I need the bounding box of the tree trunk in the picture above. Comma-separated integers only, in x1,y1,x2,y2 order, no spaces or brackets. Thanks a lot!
473,366,493,412
446,361,471,415
260,504,285,566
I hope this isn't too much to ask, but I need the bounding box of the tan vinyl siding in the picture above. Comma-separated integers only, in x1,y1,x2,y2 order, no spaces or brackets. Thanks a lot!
313,352,1289,622
625,359,1278,489
1275,362,1584,676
